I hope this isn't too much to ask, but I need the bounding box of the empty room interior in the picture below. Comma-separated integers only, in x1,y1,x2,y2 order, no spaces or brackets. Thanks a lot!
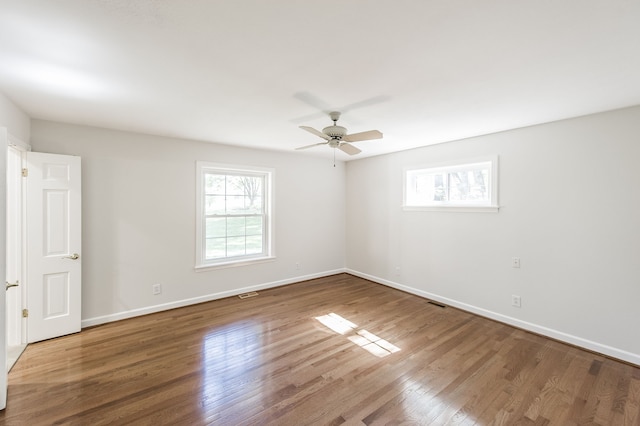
1,1,640,425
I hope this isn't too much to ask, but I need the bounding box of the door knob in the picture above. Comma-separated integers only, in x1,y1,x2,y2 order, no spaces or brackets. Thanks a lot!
6,281,19,291
63,253,80,260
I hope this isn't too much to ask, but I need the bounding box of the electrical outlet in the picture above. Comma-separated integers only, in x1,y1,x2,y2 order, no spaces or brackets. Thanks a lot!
152,283,162,295
295,262,300,270
512,257,521,268
511,294,521,308
395,266,401,276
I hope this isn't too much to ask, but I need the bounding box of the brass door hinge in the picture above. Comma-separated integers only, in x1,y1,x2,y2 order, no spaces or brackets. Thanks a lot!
22,168,28,177
22,309,29,318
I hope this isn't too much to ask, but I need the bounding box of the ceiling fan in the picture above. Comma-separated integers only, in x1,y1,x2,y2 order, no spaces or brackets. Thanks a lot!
296,111,383,155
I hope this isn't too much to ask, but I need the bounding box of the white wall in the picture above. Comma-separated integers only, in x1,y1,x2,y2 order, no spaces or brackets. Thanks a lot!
31,120,346,326
346,106,640,365
23,106,640,366
0,92,30,143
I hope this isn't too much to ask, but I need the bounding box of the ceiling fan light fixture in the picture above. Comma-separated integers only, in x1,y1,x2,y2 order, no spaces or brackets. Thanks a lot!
329,111,341,122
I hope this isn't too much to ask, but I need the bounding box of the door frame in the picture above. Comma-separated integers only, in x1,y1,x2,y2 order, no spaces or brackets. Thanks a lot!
6,141,29,361
1,127,8,409
2,131,30,410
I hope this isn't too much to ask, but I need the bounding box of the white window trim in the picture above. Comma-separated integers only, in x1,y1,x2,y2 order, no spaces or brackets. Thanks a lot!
403,156,499,212
195,161,275,270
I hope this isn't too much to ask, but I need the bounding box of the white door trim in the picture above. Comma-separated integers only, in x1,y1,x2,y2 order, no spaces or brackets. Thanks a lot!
6,147,26,355
1,127,9,409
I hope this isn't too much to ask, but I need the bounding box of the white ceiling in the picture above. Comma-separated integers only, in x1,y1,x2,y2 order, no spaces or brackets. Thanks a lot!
1,1,639,160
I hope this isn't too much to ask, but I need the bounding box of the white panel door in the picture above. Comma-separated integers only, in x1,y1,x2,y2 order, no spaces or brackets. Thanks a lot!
26,152,81,343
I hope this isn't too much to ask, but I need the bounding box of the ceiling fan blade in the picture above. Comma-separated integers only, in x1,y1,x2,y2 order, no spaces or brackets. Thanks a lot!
338,143,362,155
295,142,327,150
290,92,333,123
342,130,383,142
291,93,390,124
293,92,332,112
340,95,391,114
299,125,330,140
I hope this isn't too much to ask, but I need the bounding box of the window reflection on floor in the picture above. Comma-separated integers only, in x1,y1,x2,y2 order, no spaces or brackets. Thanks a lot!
201,321,263,407
315,312,357,334
315,313,400,357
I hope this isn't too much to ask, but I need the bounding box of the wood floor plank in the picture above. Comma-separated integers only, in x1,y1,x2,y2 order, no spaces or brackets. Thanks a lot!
1,273,638,425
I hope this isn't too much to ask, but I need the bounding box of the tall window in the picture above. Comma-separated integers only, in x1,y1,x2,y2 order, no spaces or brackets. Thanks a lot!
196,162,274,268
404,157,498,212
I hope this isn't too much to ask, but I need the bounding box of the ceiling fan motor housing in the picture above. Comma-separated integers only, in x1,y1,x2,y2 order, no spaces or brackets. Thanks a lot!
323,125,347,138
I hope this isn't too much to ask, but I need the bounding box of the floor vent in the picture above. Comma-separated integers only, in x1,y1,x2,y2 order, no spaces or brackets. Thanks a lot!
238,291,259,299
428,301,446,308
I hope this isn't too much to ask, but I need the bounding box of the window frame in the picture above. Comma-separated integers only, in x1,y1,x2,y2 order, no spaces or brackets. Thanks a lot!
403,156,499,212
195,162,275,270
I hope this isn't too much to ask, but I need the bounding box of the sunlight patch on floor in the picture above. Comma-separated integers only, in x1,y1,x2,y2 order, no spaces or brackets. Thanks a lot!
315,313,400,357
315,312,357,334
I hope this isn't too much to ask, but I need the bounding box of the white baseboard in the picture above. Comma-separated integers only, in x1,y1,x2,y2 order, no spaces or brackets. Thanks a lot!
81,268,346,328
346,269,640,367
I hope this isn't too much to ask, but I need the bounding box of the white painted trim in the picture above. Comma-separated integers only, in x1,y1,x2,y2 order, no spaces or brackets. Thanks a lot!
403,205,499,213
5,146,25,349
194,256,277,272
1,127,8,408
195,161,275,269
7,133,30,151
81,268,346,328
346,268,640,367
403,155,499,211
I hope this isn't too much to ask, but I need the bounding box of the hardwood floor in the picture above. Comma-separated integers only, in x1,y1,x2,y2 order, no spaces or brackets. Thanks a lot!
2,274,639,425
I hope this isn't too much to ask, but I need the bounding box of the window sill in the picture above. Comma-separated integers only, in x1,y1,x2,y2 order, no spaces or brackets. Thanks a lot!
195,256,276,272
403,205,500,213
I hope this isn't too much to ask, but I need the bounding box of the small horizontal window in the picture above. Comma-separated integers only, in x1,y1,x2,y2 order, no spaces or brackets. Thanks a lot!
403,157,499,212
